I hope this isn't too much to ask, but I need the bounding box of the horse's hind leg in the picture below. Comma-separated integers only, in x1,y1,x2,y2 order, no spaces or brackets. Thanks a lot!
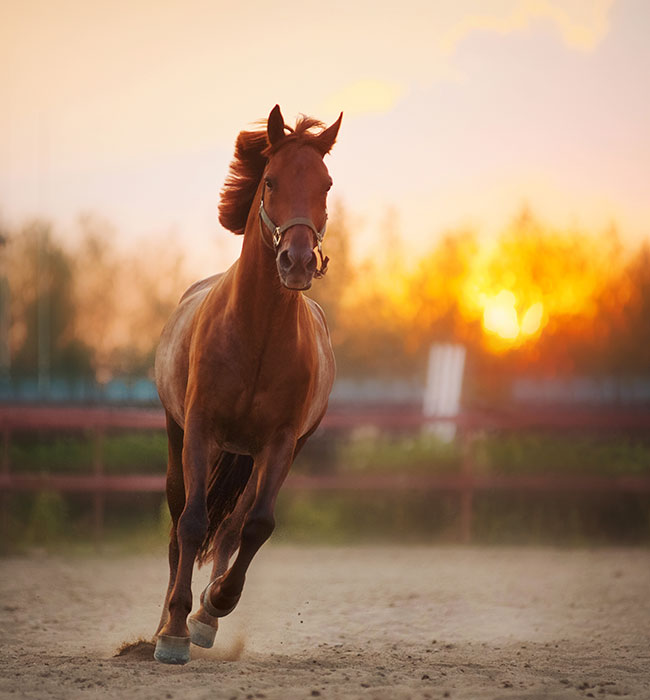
155,412,185,637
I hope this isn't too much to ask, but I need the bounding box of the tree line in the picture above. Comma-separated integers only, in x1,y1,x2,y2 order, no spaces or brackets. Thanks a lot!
2,206,649,397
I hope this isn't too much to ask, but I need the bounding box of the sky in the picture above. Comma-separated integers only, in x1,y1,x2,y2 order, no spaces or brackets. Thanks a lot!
1,0,649,275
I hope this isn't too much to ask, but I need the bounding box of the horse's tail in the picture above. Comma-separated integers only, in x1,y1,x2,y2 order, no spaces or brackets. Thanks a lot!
197,451,254,566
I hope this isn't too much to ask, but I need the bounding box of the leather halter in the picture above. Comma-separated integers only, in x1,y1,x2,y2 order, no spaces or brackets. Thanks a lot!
258,187,329,277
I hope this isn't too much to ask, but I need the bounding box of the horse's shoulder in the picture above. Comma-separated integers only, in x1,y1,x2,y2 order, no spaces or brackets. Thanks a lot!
179,273,225,303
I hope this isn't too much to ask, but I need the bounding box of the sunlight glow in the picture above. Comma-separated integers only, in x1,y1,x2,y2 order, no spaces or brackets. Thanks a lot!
482,290,520,340
520,301,544,336
479,291,545,345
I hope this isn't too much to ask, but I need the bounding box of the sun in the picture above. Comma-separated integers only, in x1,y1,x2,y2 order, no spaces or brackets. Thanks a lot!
480,290,544,345
482,290,519,339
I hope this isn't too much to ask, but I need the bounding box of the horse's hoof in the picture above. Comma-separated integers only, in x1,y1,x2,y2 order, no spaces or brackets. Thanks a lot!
188,616,218,648
154,635,191,665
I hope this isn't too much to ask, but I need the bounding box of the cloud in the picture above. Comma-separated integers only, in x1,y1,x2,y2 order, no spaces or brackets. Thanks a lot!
321,79,405,118
438,0,616,54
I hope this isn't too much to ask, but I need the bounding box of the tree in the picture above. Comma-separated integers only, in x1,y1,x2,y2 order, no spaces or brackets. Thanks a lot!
8,220,93,379
72,215,121,381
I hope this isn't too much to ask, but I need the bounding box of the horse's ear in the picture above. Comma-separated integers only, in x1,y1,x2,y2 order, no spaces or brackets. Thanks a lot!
267,105,286,146
315,112,343,155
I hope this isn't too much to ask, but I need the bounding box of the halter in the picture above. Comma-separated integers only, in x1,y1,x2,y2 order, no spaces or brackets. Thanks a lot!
259,187,329,277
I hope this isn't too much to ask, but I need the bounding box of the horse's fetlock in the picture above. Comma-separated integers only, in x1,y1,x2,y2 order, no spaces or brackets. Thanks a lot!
168,594,192,619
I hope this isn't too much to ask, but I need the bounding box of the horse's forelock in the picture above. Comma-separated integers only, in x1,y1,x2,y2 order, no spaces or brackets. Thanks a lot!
218,115,329,235
218,129,268,235
263,115,327,156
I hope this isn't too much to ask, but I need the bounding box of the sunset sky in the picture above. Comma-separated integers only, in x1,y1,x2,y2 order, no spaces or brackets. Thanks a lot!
1,0,649,275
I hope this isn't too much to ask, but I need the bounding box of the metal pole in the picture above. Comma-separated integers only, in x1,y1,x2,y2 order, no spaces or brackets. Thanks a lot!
37,114,51,397
37,226,50,396
92,427,105,547
0,426,10,541
459,429,474,544
0,234,10,382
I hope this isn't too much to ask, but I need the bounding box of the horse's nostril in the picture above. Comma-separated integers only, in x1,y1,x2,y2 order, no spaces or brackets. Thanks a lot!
305,251,317,272
278,250,291,271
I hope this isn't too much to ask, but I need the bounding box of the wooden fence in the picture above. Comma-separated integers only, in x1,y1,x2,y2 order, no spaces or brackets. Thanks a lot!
1,404,649,543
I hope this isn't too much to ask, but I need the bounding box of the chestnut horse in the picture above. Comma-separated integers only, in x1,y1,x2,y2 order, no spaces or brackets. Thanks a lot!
152,105,341,664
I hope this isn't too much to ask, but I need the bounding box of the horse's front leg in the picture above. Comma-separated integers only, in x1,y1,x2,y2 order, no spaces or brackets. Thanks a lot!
202,433,295,621
154,420,212,665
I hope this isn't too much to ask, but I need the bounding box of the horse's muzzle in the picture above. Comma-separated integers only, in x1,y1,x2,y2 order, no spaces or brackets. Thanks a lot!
277,245,318,290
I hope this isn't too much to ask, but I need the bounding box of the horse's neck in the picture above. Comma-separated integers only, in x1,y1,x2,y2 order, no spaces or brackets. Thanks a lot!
228,197,302,332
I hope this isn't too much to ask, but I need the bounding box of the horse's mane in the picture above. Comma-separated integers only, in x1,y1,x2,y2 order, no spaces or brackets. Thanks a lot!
218,115,326,235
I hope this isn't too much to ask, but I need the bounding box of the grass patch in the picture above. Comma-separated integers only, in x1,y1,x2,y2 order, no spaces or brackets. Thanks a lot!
3,428,650,552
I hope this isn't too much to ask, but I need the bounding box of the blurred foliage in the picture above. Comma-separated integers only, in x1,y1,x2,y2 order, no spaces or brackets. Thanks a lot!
275,491,461,544
473,434,650,476
4,428,650,550
8,222,94,378
275,490,650,546
6,487,648,550
8,429,650,479
333,430,461,473
4,215,193,380
10,431,168,474
1,206,648,391
306,205,650,401
310,206,650,390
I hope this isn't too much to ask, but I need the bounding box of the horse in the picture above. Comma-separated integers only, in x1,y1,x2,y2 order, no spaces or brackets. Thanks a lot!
152,105,342,664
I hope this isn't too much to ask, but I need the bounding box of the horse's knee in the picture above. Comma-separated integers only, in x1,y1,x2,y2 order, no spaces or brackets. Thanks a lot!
242,512,275,545
177,506,208,548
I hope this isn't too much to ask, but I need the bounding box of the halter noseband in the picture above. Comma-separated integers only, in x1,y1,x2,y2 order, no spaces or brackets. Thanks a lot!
259,189,329,277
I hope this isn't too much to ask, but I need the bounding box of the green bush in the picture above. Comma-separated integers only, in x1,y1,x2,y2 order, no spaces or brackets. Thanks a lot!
10,431,167,475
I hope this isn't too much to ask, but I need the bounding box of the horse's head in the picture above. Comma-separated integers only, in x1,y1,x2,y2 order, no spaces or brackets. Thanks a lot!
260,105,342,291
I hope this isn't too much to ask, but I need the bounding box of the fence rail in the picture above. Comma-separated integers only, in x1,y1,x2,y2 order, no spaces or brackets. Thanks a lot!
2,404,650,543
1,403,650,431
3,472,650,494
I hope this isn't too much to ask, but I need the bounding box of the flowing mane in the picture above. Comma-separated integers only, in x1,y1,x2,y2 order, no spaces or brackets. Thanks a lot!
218,115,327,235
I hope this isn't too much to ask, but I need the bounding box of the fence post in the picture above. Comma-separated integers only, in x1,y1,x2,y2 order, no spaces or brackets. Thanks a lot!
1,425,9,539
459,428,474,544
92,427,105,546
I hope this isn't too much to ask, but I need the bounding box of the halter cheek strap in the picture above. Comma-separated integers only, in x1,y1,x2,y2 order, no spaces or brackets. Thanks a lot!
258,194,329,277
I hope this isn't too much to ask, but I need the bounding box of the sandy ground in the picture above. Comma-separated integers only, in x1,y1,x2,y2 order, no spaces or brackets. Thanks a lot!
1,545,649,700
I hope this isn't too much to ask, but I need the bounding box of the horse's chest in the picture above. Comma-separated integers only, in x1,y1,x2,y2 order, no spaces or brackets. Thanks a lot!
206,344,330,450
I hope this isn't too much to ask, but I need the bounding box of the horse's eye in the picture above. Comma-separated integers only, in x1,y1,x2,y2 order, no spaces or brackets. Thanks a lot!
264,178,274,191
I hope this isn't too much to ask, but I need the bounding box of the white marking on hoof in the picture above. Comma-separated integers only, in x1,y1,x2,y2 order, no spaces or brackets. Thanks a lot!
188,616,218,648
201,578,241,618
154,635,191,665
